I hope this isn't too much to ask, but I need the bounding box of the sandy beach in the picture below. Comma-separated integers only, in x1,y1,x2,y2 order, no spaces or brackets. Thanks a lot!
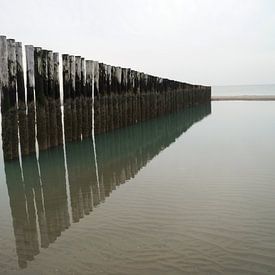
212,95,275,101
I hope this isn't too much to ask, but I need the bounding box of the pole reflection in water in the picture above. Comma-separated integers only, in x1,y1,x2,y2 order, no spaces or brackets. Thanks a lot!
4,103,211,268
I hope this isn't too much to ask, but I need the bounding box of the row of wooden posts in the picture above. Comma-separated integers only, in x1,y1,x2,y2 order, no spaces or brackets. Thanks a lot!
0,35,211,161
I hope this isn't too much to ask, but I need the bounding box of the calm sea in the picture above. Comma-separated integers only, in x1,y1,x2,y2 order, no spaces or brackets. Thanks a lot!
212,84,275,96
0,90,275,274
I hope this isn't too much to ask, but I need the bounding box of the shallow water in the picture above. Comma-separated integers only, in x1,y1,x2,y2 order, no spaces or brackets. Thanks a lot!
1,101,275,274
212,84,275,96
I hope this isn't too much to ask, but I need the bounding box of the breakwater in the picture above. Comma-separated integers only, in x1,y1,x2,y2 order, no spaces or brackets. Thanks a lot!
0,35,211,160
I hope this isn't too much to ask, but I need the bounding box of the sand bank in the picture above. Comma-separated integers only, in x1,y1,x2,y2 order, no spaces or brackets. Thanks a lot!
212,95,275,101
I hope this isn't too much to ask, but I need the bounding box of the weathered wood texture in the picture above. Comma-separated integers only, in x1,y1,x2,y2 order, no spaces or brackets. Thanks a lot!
1,34,211,160
25,45,36,154
0,36,12,160
16,42,29,156
53,53,63,145
69,56,77,142
48,51,58,148
34,47,48,151
7,39,19,160
63,54,72,142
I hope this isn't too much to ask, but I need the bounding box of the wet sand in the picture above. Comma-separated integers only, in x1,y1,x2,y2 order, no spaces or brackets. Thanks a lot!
212,95,275,101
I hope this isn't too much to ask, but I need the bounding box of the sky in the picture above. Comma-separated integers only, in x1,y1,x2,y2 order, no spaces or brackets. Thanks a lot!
1,0,275,86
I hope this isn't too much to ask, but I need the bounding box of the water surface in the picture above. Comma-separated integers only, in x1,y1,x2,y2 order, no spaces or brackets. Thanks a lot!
212,84,275,96
1,101,275,274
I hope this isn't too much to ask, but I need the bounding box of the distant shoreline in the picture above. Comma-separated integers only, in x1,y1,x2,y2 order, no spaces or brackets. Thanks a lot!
212,95,275,101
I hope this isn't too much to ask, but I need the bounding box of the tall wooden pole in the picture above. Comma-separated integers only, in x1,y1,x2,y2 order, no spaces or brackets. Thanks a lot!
34,47,48,151
0,36,12,160
53,53,63,145
7,39,19,159
25,45,36,154
121,68,128,128
80,57,87,139
75,56,82,141
93,61,100,135
69,55,77,141
16,42,29,156
85,60,93,138
107,64,113,131
116,67,122,129
99,63,107,133
41,50,50,148
62,54,72,142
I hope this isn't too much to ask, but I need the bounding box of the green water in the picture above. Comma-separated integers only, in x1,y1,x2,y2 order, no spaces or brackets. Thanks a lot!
1,101,275,274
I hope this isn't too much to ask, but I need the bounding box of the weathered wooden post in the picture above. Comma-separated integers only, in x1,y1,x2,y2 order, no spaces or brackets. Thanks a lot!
41,50,51,148
75,56,82,141
166,80,171,114
143,74,149,121
85,60,93,138
69,55,77,141
16,42,29,156
116,67,122,129
7,39,19,159
107,64,114,131
150,75,156,119
140,72,145,122
53,53,63,145
151,76,157,119
47,51,58,147
131,70,137,124
34,47,48,151
169,80,173,114
136,71,141,123
62,54,72,142
0,36,12,160
99,63,107,133
180,83,184,110
93,61,100,134
157,77,163,116
126,69,133,126
121,68,128,128
80,57,87,139
111,66,117,129
25,45,36,154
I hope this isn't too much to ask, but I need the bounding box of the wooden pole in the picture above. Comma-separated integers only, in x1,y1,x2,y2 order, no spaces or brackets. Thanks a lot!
69,55,77,141
75,56,82,141
99,63,107,133
126,69,133,126
111,66,117,129
0,36,13,160
41,50,50,148
81,57,87,139
121,68,128,128
93,61,100,135
34,47,48,151
107,64,113,131
53,52,63,145
104,64,109,132
7,39,19,160
16,42,29,156
47,51,58,147
25,45,36,154
85,60,93,138
62,54,72,142
116,67,122,129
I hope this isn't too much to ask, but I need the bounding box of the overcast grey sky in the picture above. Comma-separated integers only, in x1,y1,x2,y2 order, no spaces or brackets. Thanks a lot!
1,0,274,85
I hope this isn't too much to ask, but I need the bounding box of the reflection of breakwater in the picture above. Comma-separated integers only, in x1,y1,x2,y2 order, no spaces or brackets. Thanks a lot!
0,35,211,161
4,104,211,269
